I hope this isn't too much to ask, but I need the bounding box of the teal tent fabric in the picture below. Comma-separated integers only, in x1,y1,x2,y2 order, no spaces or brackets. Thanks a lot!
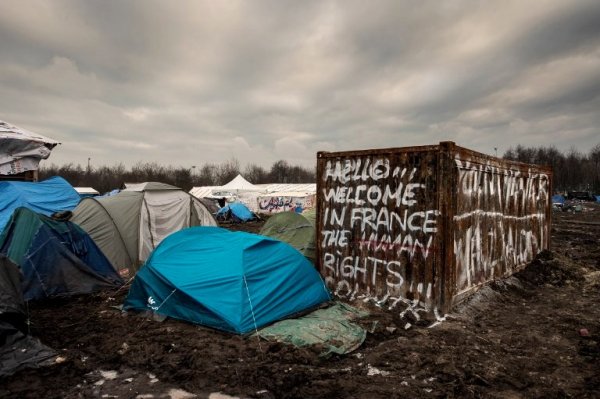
123,226,331,334
0,176,80,232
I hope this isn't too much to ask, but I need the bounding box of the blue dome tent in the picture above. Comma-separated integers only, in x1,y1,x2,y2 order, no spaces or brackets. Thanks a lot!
216,202,257,223
123,227,330,334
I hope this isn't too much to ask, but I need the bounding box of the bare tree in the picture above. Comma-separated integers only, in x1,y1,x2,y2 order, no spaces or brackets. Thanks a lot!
39,157,318,193
503,144,600,193
216,158,240,185
244,163,269,184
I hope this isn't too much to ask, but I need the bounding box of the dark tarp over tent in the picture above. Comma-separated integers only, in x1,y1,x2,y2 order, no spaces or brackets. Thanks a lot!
0,255,56,377
0,207,122,300
124,227,331,334
259,211,316,263
71,182,217,276
0,176,80,232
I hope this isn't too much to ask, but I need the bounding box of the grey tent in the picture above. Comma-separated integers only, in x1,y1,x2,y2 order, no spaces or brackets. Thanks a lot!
198,197,219,214
0,255,56,377
71,182,217,276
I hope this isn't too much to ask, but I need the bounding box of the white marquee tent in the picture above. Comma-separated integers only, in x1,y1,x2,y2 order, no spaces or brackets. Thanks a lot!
190,175,316,214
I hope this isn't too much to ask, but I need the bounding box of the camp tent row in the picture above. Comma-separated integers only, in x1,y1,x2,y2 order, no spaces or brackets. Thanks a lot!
1,177,221,277
71,181,217,276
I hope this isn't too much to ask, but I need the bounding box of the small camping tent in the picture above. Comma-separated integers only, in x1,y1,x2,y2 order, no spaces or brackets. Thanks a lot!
216,202,257,223
259,210,316,263
0,255,56,377
71,182,217,275
123,227,331,334
0,176,80,232
0,208,122,300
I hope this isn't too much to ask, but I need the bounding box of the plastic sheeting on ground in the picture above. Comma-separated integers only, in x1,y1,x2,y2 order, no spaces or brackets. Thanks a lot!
257,302,369,356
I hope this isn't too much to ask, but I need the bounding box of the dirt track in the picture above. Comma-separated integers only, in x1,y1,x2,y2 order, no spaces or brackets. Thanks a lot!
1,206,599,398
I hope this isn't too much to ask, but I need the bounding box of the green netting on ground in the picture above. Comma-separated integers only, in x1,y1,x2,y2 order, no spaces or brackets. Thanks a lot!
257,302,369,356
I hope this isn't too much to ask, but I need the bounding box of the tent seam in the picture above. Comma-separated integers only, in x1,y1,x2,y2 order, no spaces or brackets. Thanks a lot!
79,197,135,266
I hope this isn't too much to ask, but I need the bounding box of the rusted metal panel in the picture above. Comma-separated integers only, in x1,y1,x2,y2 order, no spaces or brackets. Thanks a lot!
316,142,552,314
316,145,444,314
451,145,552,304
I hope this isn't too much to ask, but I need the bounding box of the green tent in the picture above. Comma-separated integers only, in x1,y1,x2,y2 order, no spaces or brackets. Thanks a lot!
301,208,316,225
71,183,217,277
259,211,316,263
0,208,122,300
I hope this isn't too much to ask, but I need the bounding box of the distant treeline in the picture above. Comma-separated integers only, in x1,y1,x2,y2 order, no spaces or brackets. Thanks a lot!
503,144,600,193
39,158,315,194
38,144,600,195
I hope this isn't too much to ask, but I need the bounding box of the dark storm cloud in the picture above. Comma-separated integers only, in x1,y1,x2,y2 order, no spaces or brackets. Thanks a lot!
0,0,598,168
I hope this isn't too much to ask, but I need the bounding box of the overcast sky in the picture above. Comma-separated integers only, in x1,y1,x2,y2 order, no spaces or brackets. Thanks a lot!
1,0,599,170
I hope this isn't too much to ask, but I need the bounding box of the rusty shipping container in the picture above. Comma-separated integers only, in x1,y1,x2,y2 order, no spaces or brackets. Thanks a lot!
316,141,552,315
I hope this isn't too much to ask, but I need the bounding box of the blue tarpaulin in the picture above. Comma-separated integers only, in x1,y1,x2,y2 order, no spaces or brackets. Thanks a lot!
0,177,80,232
552,194,565,204
216,202,256,222
124,226,331,334
596,195,600,203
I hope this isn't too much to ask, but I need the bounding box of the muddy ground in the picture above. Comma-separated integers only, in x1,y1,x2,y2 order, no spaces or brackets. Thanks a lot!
1,205,599,398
